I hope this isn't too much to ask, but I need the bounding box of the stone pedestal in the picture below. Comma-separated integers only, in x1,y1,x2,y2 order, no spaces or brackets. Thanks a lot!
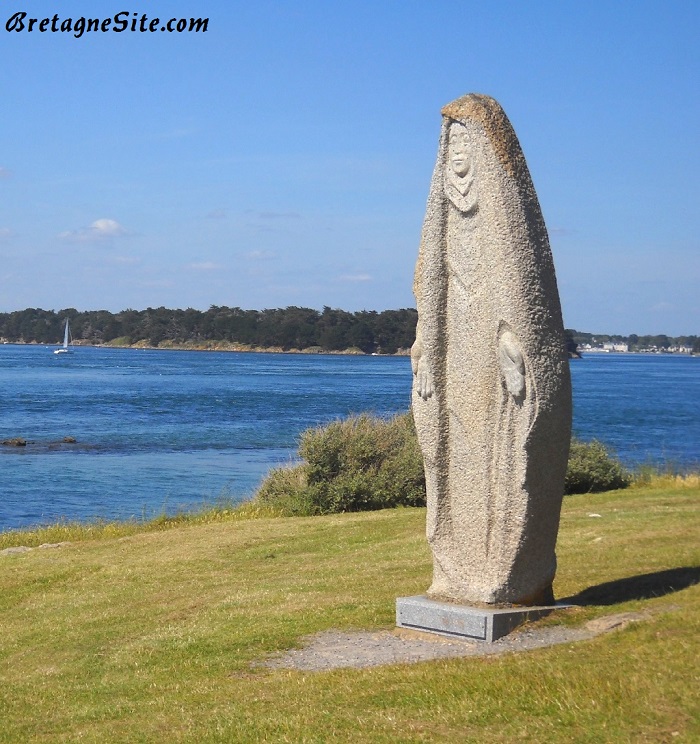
396,595,565,643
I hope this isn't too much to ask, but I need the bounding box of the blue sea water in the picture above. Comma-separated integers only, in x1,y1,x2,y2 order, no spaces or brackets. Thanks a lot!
0,345,698,531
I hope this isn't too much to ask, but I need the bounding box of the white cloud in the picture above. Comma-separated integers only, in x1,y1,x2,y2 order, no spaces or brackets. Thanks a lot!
0,167,10,179
0,227,12,241
92,218,126,236
339,273,372,282
60,218,129,243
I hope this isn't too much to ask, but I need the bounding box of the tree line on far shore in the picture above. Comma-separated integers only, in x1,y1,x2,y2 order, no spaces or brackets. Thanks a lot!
0,306,418,354
0,306,696,355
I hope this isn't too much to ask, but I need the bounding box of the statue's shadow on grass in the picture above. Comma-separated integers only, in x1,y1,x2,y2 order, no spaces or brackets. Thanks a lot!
562,567,700,606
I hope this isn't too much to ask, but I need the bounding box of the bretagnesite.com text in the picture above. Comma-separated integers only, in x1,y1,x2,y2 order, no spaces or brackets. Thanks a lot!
5,11,208,38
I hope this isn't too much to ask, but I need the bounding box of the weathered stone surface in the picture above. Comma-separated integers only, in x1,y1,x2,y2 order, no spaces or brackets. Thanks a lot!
411,94,572,606
584,612,648,633
1,542,71,557
1,546,32,556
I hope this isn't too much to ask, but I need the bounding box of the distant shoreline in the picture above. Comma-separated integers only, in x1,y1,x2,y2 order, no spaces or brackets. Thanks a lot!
3,340,412,357
4,340,698,358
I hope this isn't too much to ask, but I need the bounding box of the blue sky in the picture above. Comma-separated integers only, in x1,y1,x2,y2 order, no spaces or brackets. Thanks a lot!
1,1,698,335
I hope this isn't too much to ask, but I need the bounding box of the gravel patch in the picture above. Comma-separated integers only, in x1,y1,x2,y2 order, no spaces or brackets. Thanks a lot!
261,612,648,672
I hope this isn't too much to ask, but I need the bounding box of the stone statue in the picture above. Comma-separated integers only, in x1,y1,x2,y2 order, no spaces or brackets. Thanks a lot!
411,94,572,607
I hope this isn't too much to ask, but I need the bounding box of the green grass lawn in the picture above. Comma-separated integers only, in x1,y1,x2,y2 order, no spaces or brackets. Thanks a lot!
1,485,698,743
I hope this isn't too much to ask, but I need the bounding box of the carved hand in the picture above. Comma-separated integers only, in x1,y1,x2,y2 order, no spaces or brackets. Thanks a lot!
414,357,434,400
411,336,434,400
498,331,526,400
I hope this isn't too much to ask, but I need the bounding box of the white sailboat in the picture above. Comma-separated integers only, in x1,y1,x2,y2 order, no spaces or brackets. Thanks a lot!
54,319,73,354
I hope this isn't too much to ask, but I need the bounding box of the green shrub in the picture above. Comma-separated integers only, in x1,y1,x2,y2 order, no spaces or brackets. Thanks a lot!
255,413,632,515
255,413,425,515
254,462,315,516
564,438,631,494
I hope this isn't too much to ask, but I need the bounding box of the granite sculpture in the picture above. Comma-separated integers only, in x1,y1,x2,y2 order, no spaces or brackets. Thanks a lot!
410,93,572,607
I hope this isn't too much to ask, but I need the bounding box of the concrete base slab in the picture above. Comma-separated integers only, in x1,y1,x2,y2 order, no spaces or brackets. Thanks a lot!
396,595,567,643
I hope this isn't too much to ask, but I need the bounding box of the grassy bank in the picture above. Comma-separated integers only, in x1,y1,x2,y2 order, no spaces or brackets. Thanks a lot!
1,483,698,742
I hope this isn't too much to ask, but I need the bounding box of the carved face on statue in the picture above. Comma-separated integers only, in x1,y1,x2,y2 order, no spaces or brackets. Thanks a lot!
444,122,478,214
448,123,472,177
